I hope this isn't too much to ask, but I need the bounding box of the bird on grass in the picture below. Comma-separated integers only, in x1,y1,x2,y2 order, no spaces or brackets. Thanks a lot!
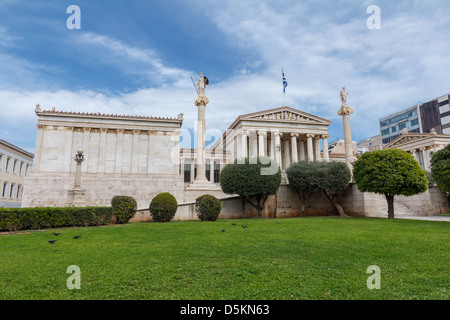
276,221,280,224
231,223,236,226
53,232,61,236
221,229,226,232
48,240,57,244
242,225,247,229
73,235,82,239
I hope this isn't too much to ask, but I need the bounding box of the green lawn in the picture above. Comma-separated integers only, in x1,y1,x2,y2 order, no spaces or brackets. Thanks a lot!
0,217,448,300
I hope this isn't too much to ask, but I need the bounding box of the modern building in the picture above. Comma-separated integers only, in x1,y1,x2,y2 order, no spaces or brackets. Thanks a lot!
0,139,34,208
379,93,450,145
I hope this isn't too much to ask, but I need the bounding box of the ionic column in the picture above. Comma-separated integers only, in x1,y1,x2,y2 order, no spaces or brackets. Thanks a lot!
33,125,45,171
82,127,91,173
322,134,330,162
314,136,321,161
306,134,314,161
241,130,249,158
283,139,291,170
98,128,107,173
273,131,283,167
290,133,299,163
270,131,275,160
421,147,430,171
257,131,266,157
299,139,305,161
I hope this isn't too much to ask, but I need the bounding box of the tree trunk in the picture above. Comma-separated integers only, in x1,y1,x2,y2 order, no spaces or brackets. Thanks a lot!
385,194,395,219
246,194,266,218
323,190,348,217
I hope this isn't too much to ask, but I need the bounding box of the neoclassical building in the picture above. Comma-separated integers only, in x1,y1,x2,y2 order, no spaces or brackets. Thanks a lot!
22,104,333,210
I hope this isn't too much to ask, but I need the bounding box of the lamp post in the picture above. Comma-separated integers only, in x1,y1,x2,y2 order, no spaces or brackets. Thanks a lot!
68,148,86,206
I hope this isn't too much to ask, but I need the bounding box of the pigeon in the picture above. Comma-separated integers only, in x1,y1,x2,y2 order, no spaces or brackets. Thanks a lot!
73,235,82,239
231,223,236,226
53,232,61,236
276,221,280,224
242,225,247,228
48,240,57,244
221,229,226,232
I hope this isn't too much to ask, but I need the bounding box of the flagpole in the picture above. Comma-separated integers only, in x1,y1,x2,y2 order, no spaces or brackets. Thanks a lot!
282,67,284,106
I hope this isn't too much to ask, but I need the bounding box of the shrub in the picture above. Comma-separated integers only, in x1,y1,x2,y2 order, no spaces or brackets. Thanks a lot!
149,192,178,222
0,207,113,232
195,194,222,221
111,196,137,224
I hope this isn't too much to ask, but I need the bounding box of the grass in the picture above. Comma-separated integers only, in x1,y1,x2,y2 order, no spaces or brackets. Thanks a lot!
0,217,448,300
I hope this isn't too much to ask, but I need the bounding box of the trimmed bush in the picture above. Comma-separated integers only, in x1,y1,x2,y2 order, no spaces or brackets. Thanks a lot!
0,207,113,232
195,194,222,221
149,192,178,222
111,195,137,224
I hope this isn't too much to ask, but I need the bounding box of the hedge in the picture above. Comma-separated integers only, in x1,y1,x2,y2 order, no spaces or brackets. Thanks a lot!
0,207,113,232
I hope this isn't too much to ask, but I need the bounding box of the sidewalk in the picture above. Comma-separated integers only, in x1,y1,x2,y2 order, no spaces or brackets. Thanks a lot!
396,215,450,222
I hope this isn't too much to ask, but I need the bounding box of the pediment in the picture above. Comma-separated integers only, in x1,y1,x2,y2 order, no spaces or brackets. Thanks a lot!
241,107,330,124
386,134,429,148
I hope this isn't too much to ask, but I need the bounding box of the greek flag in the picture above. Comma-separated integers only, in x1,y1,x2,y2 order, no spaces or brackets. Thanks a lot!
282,69,288,94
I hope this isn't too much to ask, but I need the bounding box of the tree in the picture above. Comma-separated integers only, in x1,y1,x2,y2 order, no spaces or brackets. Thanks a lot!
286,161,351,217
220,156,281,217
318,161,352,217
353,149,428,219
430,144,450,206
286,161,321,216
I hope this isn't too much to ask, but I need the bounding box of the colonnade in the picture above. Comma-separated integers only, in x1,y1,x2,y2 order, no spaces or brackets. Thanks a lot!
237,130,330,170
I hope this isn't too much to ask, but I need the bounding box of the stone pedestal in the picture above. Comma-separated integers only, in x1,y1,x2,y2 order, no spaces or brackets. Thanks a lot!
68,188,86,207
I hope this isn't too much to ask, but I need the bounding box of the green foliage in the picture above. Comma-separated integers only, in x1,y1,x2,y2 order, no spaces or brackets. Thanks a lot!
431,144,450,195
353,149,428,197
111,196,137,224
286,160,351,216
220,156,281,198
220,156,281,217
149,192,178,222
0,207,113,232
195,194,222,221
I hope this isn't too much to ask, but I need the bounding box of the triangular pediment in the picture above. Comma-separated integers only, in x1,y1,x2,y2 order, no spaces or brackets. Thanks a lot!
239,106,331,125
385,134,432,148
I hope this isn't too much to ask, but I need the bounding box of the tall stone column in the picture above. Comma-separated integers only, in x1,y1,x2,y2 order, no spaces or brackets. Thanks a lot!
338,87,354,169
322,134,330,162
258,131,266,157
241,130,249,158
283,139,290,170
193,96,209,183
290,133,299,163
68,149,86,207
314,136,321,161
306,134,314,161
299,139,305,161
273,131,283,167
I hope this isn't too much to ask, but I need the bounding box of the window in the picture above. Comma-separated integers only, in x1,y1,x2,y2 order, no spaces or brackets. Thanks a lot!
381,129,390,136
19,162,24,175
16,185,21,199
184,161,191,183
12,159,17,174
399,123,407,130
0,154,3,170
411,119,419,126
5,157,10,171
9,183,15,199
206,160,211,181
391,126,397,133
1,182,7,198
25,164,30,176
214,161,220,183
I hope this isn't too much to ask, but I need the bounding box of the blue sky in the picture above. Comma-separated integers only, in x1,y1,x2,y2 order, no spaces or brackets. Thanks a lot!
1,0,450,152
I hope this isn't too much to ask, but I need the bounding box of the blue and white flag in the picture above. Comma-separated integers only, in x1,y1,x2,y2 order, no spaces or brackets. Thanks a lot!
282,69,288,94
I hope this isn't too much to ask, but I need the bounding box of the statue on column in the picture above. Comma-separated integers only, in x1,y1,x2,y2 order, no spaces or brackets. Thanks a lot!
338,86,353,116
340,86,349,107
194,72,210,106
194,72,209,97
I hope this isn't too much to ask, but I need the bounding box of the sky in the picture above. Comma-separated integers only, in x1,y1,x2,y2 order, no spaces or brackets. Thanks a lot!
1,0,450,153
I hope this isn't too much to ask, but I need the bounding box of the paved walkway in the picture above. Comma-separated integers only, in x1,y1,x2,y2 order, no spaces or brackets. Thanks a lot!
396,215,450,222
